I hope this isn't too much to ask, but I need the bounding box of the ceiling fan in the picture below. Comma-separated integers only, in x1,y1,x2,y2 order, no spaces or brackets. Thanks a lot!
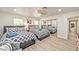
34,7,47,17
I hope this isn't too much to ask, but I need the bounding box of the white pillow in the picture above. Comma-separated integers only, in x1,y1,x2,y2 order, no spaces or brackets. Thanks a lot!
0,43,12,51
6,28,17,32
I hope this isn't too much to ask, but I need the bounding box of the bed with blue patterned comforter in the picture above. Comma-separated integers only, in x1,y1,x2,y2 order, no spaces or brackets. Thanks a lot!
0,31,37,49
48,26,57,34
42,25,57,34
30,29,50,40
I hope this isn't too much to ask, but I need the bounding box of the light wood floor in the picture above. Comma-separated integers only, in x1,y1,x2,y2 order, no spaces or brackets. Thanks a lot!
23,33,77,51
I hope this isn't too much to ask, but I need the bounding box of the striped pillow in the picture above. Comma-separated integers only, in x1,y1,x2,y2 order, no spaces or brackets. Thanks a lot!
0,43,12,51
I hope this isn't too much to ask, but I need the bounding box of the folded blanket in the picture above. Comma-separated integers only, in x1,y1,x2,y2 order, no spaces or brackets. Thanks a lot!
0,43,12,51
6,31,17,38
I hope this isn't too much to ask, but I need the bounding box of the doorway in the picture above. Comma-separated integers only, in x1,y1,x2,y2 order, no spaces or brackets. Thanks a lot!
68,20,78,46
68,18,78,49
69,20,77,33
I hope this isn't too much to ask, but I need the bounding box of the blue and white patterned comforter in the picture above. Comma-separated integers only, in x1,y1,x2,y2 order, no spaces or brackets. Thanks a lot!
1,31,37,43
30,29,50,39
42,25,57,33
48,26,57,33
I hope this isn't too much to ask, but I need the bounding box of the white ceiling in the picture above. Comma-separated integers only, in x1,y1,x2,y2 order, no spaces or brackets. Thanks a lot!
0,7,79,18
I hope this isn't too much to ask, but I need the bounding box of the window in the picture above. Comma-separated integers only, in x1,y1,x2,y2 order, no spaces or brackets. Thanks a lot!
14,18,24,25
34,20,39,25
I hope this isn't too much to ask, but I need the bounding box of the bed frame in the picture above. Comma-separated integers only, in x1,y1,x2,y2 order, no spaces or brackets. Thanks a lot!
3,26,35,49
38,35,50,41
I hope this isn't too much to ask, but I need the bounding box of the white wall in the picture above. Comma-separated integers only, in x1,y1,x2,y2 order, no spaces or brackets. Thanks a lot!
52,20,57,26
52,11,79,39
0,12,26,38
57,15,68,39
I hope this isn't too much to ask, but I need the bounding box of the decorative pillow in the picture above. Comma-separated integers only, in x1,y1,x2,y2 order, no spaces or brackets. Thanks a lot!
30,26,39,31
48,26,56,29
0,43,12,51
6,31,17,38
6,28,17,32
42,25,48,29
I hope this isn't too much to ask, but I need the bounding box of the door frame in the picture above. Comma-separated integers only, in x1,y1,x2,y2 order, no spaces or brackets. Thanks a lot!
69,20,78,33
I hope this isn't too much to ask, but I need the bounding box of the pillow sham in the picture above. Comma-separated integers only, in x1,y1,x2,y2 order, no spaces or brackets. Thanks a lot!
6,28,17,32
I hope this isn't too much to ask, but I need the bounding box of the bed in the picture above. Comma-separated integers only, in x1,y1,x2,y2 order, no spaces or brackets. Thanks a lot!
42,25,57,34
30,25,50,40
0,26,37,49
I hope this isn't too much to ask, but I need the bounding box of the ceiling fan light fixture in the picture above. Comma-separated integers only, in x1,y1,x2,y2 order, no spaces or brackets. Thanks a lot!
34,7,47,17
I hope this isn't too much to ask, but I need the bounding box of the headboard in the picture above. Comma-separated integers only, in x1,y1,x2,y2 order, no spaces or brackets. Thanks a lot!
3,26,25,34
